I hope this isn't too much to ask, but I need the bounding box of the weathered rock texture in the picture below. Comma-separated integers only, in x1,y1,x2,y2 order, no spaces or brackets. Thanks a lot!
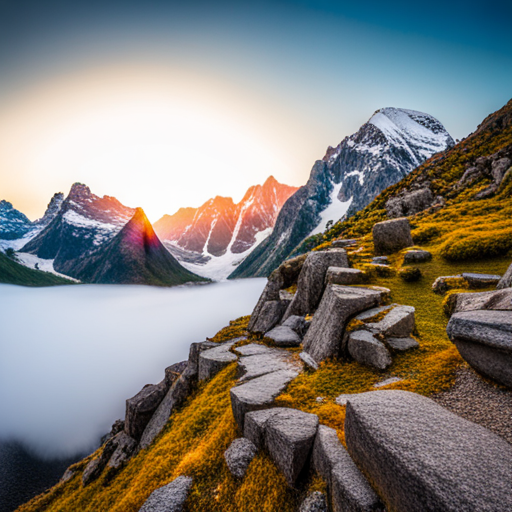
264,325,302,347
403,249,431,263
347,331,392,371
299,492,328,512
497,262,512,289
372,218,413,255
365,305,415,337
385,188,434,218
446,288,512,316
344,390,512,512
284,249,349,320
198,341,237,381
302,285,384,364
224,437,257,479
447,310,512,388
325,267,365,286
138,475,193,512
462,272,502,288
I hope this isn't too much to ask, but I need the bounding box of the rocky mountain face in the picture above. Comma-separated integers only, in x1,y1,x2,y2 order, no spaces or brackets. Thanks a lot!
230,108,454,278
60,208,205,286
21,183,136,273
154,176,298,280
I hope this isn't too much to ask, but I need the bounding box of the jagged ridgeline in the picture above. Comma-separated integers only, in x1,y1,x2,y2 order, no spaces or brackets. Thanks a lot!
230,107,454,279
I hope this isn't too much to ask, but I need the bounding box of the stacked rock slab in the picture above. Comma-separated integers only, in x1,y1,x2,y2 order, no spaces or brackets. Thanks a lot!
138,475,193,512
230,344,302,429
301,285,385,366
244,408,319,486
248,254,307,333
372,218,413,256
283,249,349,320
344,390,512,512
497,262,512,289
447,310,512,388
312,425,382,512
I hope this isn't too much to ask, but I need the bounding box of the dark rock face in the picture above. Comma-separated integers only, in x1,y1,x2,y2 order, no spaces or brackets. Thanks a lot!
249,300,289,334
302,285,384,365
231,108,453,279
125,381,168,441
497,262,512,289
224,438,257,479
372,218,413,255
0,200,33,240
59,208,204,286
344,390,512,512
107,432,138,469
138,475,193,512
283,249,349,319
447,310,512,388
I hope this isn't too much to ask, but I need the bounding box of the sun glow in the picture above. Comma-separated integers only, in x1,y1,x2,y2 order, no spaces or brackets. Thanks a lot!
0,64,304,221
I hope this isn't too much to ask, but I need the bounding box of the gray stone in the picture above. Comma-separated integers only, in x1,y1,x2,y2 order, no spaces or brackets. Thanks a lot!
325,267,365,286
386,188,434,218
230,370,300,430
372,218,413,255
302,285,384,365
299,351,319,370
164,361,188,388
247,254,307,332
249,300,288,334
446,288,512,316
279,289,295,300
365,305,415,338
347,331,392,370
264,325,302,347
447,310,512,388
244,409,280,448
355,305,394,322
344,390,512,512
497,262,512,289
198,342,237,381
403,249,432,263
335,394,360,406
386,337,419,351
462,272,502,288
107,432,138,469
125,381,169,441
373,376,403,388
432,275,463,294
371,256,388,264
264,408,319,486
332,239,358,248
282,315,308,336
236,344,301,382
138,475,193,512
491,157,511,184
299,492,328,512
60,467,75,483
224,437,257,479
284,249,349,319
312,425,347,486
82,458,104,486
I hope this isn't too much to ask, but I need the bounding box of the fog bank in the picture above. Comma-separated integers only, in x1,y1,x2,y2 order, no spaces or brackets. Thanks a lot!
0,279,265,458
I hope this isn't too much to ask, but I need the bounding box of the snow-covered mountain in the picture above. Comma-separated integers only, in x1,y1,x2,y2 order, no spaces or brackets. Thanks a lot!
230,107,454,278
20,183,136,274
154,176,298,280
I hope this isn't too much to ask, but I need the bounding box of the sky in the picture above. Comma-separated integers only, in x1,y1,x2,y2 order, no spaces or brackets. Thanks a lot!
0,0,511,221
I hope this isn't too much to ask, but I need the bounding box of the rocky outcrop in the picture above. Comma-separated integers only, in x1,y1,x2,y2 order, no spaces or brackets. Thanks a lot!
344,390,512,512
372,218,413,255
385,187,434,218
302,285,385,365
138,475,193,512
283,249,349,319
224,438,257,479
497,262,512,289
447,310,512,388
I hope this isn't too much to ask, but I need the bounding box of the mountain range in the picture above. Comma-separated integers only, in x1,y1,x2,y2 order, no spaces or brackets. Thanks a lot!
229,107,454,278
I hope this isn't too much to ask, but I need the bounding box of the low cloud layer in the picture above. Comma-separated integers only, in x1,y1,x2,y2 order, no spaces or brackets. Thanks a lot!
0,279,265,458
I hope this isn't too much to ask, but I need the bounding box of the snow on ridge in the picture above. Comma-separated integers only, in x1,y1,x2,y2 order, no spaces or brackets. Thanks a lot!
310,181,353,236
63,210,116,230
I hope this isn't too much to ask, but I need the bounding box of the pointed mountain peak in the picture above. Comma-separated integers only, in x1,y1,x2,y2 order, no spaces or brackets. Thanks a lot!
68,182,93,201
263,175,278,187
120,207,160,248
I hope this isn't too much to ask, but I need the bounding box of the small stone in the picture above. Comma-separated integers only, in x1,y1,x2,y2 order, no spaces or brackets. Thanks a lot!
366,305,415,338
264,325,302,347
372,218,413,255
299,492,328,512
325,267,365,286
371,256,388,264
107,432,138,469
386,337,419,351
355,305,394,321
138,475,193,512
224,438,257,479
432,275,463,294
332,239,357,248
82,458,104,486
60,467,75,483
249,300,288,334
347,331,392,370
403,249,432,263
462,272,502,288
449,288,512,315
299,351,319,370
335,394,360,406
282,315,308,336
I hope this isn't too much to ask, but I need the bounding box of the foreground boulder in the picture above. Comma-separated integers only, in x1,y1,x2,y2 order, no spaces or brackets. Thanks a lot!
302,285,384,365
284,249,349,320
139,475,193,512
224,437,257,479
244,408,318,486
344,390,512,512
372,218,413,256
447,310,512,388
497,262,512,289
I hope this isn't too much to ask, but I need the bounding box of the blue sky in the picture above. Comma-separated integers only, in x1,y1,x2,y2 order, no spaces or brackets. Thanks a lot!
0,0,510,219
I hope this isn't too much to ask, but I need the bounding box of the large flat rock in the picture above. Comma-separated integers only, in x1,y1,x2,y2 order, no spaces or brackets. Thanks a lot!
198,341,237,381
138,475,193,512
447,310,512,388
302,285,384,364
344,390,512,512
284,249,349,320
230,369,300,430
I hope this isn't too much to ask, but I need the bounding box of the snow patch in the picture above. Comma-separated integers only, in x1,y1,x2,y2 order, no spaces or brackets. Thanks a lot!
63,210,116,230
310,182,353,235
345,170,365,186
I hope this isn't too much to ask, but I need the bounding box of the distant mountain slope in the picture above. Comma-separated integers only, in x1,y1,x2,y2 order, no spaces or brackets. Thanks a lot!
154,176,298,279
21,183,135,273
61,208,206,286
0,251,74,287
311,98,512,261
230,108,454,278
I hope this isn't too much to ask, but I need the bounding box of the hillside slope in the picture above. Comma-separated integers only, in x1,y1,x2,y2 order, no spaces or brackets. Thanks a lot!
60,208,206,286
230,108,453,279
